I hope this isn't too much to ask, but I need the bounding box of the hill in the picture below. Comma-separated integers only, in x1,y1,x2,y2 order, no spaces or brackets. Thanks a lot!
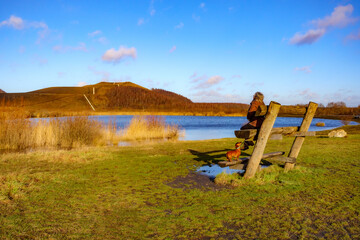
0,89,5,93
0,82,248,117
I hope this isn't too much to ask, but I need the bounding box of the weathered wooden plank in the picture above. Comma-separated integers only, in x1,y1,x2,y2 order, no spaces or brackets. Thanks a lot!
274,126,300,135
266,156,296,163
290,131,316,137
229,164,246,170
229,164,262,173
234,129,257,139
218,157,250,167
284,102,318,171
218,151,285,167
244,101,281,179
234,126,299,139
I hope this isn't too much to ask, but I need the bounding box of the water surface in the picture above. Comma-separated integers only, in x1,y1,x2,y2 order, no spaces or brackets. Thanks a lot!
92,115,356,141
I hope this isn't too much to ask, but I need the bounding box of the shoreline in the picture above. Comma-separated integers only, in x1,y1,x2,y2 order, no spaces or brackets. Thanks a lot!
29,110,358,121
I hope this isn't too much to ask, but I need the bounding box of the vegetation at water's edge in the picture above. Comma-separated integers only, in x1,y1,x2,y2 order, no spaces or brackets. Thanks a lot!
0,111,181,150
1,128,359,239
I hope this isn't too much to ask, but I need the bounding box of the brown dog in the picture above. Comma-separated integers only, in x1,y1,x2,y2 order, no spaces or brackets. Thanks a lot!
226,142,242,162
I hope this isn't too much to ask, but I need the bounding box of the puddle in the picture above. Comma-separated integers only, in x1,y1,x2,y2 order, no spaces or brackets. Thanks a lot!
196,164,246,180
196,163,271,180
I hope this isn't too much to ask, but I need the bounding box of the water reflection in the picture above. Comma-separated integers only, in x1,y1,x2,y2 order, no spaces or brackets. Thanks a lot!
91,115,357,141
197,164,245,180
197,163,271,180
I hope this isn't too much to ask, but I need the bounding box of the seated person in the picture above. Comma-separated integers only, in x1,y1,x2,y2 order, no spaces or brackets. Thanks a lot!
241,92,267,149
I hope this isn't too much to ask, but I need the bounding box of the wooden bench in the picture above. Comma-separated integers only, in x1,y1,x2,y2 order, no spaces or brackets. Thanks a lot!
218,101,318,178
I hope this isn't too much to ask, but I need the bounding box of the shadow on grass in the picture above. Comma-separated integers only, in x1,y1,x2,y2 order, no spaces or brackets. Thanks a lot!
188,148,251,165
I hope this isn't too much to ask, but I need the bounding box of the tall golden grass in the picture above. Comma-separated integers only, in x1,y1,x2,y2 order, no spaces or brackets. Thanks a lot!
0,111,182,150
0,110,118,150
119,115,183,141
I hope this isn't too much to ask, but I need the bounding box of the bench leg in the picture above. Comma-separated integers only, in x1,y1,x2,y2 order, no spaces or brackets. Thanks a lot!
244,101,281,179
285,102,318,171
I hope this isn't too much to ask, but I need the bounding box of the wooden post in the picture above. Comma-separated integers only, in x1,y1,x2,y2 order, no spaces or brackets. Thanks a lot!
244,101,281,179
284,102,318,171
83,94,96,111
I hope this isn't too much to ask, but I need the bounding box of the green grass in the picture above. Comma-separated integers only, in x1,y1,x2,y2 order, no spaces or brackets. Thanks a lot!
1,133,360,239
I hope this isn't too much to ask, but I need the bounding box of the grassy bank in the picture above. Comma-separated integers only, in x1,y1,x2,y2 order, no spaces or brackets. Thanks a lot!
1,127,360,239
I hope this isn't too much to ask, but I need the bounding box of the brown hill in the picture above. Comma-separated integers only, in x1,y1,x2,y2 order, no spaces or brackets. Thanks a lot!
0,89,5,93
0,82,248,116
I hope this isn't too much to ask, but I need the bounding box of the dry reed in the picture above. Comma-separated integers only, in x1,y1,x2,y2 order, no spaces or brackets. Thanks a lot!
0,111,183,150
0,111,115,150
119,115,183,141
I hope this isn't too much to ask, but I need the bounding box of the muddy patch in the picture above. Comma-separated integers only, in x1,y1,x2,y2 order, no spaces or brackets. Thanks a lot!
167,171,231,191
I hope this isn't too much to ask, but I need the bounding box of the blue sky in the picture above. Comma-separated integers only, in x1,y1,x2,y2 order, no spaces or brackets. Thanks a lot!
1,0,359,106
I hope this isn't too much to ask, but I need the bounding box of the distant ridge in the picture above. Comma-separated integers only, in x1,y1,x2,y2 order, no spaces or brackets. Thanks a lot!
0,81,249,116
0,89,5,93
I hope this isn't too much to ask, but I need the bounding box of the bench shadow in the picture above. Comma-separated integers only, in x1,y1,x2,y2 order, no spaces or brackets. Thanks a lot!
188,149,252,166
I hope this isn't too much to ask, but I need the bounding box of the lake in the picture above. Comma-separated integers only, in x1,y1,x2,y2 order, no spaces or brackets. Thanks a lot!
92,115,357,141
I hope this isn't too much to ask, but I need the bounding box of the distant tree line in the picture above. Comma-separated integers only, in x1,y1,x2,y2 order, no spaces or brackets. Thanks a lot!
279,101,360,117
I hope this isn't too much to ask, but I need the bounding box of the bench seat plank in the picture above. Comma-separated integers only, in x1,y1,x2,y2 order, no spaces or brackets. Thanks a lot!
235,126,299,139
266,156,296,163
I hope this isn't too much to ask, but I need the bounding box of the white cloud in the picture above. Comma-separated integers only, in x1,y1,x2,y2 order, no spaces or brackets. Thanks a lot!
77,81,87,87
33,54,48,65
192,14,200,22
189,72,197,79
88,30,108,44
88,30,102,37
323,89,359,107
0,15,24,29
195,75,224,88
290,28,326,45
29,21,48,29
313,4,357,29
0,15,49,43
88,66,110,82
169,45,176,53
53,43,88,53
138,18,145,26
149,0,156,16
298,88,319,99
290,4,358,45
199,3,205,9
231,75,242,79
207,75,224,85
175,22,184,29
346,29,360,41
294,66,312,73
97,37,108,44
191,74,207,83
101,46,137,63
191,90,247,103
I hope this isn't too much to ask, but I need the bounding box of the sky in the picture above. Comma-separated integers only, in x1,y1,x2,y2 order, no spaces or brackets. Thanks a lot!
0,0,360,107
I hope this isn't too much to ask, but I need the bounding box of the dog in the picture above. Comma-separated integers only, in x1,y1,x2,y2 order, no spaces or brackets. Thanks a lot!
226,142,242,162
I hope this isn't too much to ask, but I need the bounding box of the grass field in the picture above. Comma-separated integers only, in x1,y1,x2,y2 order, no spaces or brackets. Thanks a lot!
1,126,360,239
